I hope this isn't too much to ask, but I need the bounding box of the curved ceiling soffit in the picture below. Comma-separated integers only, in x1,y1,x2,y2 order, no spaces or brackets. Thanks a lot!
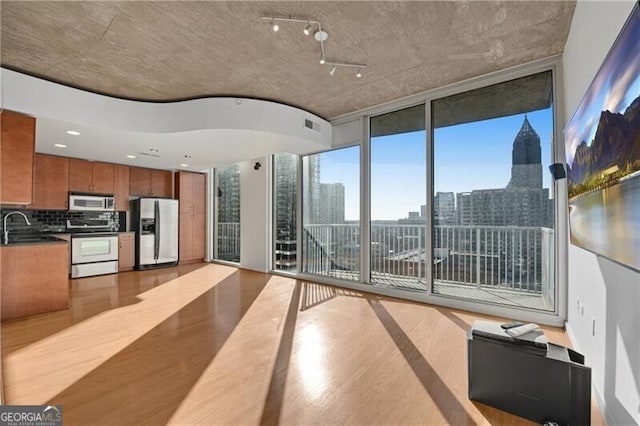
1,68,331,147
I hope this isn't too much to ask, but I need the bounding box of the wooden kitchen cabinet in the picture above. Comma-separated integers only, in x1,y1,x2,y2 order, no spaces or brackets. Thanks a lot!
113,164,130,211
118,232,135,271
92,162,115,193
151,169,172,198
1,110,35,205
69,158,114,194
1,241,69,321
175,172,206,263
32,154,70,210
51,233,71,276
129,167,172,197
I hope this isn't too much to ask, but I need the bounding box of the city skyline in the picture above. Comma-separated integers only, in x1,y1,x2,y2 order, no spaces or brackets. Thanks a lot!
319,108,554,221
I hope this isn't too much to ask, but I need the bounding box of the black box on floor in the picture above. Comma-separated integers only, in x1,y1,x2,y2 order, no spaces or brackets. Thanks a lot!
467,321,591,425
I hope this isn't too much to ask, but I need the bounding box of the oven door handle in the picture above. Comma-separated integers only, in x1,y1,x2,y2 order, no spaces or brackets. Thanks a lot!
154,200,160,260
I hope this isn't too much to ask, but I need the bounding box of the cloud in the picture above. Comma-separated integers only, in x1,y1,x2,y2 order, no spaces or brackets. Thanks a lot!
604,58,640,113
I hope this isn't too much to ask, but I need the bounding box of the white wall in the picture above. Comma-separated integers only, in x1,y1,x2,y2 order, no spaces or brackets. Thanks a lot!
239,157,270,273
563,1,640,424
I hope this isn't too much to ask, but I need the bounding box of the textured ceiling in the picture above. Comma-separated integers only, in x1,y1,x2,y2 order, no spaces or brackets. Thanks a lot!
1,1,576,119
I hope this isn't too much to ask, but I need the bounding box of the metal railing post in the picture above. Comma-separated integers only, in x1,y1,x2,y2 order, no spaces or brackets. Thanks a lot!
475,227,481,289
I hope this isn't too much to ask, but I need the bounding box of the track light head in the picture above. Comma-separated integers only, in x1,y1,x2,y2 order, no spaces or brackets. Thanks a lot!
314,30,328,42
271,20,279,32
356,69,362,78
304,23,311,36
329,66,336,76
320,57,326,65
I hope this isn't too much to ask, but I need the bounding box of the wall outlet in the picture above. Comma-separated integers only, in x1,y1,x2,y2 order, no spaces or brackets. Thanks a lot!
592,317,596,336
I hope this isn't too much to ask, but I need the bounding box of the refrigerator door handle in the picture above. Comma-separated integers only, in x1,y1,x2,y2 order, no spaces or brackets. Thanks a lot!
154,200,160,260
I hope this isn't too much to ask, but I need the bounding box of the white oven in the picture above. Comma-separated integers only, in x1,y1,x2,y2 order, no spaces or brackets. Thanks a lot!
71,234,119,278
69,194,115,211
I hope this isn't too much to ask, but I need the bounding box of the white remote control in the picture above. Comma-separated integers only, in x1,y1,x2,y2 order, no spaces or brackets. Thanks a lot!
505,322,540,337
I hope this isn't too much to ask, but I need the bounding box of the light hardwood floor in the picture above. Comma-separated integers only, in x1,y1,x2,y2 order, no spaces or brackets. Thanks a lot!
1,263,603,425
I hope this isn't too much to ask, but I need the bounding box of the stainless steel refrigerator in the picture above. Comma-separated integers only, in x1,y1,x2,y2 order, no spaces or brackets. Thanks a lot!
132,198,179,270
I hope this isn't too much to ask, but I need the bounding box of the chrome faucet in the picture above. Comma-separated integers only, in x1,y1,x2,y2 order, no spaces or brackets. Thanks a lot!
3,211,31,244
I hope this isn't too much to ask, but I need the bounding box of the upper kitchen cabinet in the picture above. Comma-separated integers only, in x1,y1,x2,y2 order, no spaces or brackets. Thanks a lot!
130,167,172,198
151,169,172,198
32,154,69,210
68,159,114,194
1,110,35,205
175,171,206,212
113,164,130,211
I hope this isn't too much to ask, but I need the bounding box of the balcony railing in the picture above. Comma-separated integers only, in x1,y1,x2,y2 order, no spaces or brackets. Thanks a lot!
301,223,555,309
216,222,241,262
218,222,555,310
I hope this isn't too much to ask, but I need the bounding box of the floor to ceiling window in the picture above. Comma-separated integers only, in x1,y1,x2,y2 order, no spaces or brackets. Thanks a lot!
301,146,360,281
273,153,299,272
369,104,427,290
269,65,562,319
215,163,241,263
431,70,556,311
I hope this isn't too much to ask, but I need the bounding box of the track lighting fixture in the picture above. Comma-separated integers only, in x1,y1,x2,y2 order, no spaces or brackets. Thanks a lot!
261,15,367,78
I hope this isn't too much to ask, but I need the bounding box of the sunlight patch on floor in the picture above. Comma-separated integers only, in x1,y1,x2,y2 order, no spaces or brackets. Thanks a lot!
3,264,236,405
167,275,295,425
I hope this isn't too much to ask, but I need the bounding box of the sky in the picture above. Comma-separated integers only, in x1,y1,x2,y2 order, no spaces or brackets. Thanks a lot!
565,7,640,167
318,109,554,221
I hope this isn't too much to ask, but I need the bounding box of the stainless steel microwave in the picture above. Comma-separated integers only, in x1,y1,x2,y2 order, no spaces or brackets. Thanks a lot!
69,194,115,211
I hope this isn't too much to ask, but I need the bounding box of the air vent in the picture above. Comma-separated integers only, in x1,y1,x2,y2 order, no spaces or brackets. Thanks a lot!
304,118,321,133
139,152,162,158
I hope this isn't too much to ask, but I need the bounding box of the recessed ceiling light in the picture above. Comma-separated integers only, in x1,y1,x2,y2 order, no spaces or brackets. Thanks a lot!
180,164,189,167
54,143,67,148
66,130,80,136
149,148,159,153
126,154,136,159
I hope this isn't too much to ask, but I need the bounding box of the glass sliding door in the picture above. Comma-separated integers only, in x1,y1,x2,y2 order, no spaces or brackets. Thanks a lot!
431,71,556,311
301,147,360,281
369,104,427,290
273,153,299,272
215,163,241,262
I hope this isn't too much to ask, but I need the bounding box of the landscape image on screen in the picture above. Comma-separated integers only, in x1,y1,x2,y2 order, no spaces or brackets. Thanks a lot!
564,4,640,271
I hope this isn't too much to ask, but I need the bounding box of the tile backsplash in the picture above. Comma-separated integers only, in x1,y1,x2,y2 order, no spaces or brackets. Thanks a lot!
0,208,122,235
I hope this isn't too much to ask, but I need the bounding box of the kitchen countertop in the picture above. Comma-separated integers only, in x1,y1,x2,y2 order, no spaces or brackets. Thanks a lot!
1,235,68,246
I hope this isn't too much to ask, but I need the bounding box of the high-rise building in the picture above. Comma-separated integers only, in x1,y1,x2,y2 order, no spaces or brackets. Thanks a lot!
508,115,543,189
433,192,456,225
274,154,298,270
302,155,321,224
455,116,551,228
217,164,240,224
319,183,345,224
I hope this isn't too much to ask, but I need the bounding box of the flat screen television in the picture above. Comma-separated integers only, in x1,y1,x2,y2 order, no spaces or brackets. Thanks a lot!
564,3,640,272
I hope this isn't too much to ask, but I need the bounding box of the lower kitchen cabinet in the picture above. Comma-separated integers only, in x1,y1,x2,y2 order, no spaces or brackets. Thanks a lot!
1,242,69,321
118,232,135,271
52,234,71,275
